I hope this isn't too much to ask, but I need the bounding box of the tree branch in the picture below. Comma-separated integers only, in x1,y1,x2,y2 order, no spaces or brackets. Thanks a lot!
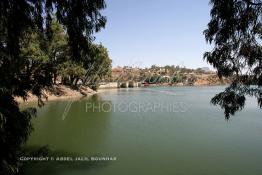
243,0,262,6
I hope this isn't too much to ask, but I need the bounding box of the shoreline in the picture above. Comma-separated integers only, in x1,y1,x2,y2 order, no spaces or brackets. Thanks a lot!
16,84,228,104
15,85,98,105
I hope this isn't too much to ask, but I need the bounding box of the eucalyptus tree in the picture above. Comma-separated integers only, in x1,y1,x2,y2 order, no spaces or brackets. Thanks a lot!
204,0,262,119
0,0,106,174
83,44,112,89
47,21,68,84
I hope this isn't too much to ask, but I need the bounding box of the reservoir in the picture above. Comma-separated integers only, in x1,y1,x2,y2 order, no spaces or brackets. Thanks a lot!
25,86,262,175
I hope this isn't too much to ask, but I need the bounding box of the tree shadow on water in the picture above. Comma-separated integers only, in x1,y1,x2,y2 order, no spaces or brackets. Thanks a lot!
19,146,110,175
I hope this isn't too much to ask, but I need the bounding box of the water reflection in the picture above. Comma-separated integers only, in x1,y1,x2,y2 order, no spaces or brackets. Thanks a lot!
24,87,262,175
24,95,114,174
21,146,110,175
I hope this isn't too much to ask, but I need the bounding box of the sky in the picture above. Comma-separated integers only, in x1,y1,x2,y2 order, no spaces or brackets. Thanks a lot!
94,0,213,69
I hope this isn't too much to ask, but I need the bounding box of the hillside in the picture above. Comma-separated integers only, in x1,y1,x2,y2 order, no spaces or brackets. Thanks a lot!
110,66,231,86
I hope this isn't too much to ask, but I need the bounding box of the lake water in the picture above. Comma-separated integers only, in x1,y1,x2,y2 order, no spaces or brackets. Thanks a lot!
24,86,262,175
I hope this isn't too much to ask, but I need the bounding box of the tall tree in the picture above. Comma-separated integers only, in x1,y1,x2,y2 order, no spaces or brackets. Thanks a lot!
83,44,112,86
0,0,106,174
204,0,262,119
46,21,68,84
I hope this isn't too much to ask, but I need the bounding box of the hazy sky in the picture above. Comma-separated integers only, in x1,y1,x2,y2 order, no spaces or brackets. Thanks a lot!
94,0,212,69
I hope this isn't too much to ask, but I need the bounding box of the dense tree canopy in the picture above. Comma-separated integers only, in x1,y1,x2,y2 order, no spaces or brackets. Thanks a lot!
83,44,112,83
0,1,108,174
0,0,106,99
204,0,262,119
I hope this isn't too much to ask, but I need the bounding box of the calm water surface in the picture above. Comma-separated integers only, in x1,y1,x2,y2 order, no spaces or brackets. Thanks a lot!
25,86,262,175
